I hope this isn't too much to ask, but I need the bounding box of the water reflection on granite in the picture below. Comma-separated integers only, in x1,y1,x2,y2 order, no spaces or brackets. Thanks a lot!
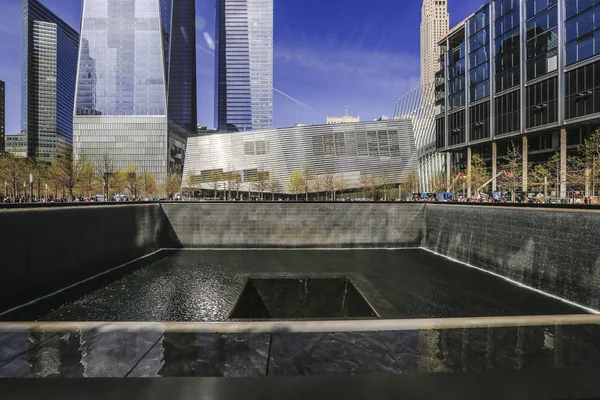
1,324,600,378
0,330,161,378
269,331,420,376
0,331,55,366
128,333,270,378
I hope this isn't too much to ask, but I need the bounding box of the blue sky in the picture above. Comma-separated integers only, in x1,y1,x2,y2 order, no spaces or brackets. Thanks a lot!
0,0,484,132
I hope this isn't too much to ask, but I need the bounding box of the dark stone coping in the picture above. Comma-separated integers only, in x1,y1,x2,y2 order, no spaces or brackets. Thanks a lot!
2,368,600,400
2,200,600,211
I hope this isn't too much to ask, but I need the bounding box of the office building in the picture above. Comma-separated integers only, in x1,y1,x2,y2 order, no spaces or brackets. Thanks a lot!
216,0,273,133
421,0,450,91
5,134,28,158
183,120,417,195
327,107,361,125
0,81,4,154
21,0,79,163
73,0,197,183
434,0,600,198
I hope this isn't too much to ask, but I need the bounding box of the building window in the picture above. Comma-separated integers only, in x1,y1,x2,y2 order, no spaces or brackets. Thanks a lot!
565,3,600,65
565,60,600,119
525,2,558,81
526,76,557,128
436,117,446,149
469,101,490,141
495,0,521,94
448,35,466,111
448,110,466,146
494,90,521,135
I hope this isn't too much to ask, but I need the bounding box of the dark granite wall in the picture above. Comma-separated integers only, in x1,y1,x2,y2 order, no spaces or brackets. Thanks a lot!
4,202,600,316
0,204,173,313
424,204,600,310
160,203,426,248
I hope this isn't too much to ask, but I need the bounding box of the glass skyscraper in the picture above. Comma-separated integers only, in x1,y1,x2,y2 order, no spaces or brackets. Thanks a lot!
216,0,273,133
0,80,5,154
73,0,197,183
21,0,79,163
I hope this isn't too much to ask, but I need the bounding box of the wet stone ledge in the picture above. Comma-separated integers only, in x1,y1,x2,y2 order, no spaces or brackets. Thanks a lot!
1,323,600,378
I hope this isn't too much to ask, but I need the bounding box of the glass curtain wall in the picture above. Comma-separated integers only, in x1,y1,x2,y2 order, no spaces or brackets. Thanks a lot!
74,0,196,183
565,0,600,65
468,7,490,102
215,0,273,133
21,0,79,163
494,0,521,93
525,0,558,81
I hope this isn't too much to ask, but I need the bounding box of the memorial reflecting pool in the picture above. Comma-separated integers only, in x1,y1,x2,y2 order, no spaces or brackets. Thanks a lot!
20,249,585,322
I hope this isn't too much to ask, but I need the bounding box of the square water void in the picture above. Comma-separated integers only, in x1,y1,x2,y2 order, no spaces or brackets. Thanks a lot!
229,277,377,320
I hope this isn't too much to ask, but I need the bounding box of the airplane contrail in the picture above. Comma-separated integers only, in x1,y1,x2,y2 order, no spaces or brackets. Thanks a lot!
273,88,316,113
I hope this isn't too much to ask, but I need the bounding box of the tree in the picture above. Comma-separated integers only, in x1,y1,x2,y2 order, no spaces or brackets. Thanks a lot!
112,170,128,195
333,174,347,200
183,173,199,200
27,157,48,200
529,163,550,194
359,174,373,199
311,174,324,200
301,165,312,201
401,170,419,199
268,175,280,201
323,172,336,201
379,170,395,201
124,165,139,199
469,154,490,199
428,172,447,194
498,142,523,202
77,161,99,199
46,151,86,201
225,172,242,200
96,153,115,199
208,170,223,200
579,129,600,196
251,170,270,201
0,154,27,199
163,174,181,199
288,170,304,201
360,175,380,199
139,172,158,199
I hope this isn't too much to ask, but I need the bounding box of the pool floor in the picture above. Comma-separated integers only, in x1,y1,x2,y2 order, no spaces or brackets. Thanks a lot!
16,249,583,322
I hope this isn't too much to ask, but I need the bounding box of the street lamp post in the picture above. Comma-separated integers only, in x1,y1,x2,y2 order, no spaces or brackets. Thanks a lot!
45,184,49,202
29,174,33,203
23,181,26,203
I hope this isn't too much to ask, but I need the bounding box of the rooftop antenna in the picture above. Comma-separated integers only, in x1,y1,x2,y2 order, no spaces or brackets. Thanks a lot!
345,106,349,117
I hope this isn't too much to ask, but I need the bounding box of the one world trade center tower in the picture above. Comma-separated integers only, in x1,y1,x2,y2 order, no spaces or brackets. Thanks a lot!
73,0,197,183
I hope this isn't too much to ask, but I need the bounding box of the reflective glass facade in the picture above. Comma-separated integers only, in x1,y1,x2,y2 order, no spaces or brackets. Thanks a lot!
21,0,79,163
216,0,273,133
74,0,196,183
433,0,600,163
0,81,4,153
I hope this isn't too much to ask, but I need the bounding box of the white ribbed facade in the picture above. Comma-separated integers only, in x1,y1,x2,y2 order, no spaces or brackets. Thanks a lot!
420,0,449,93
394,83,445,192
183,120,417,194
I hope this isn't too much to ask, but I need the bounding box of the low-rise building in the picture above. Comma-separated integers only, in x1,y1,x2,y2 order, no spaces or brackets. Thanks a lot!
183,120,417,195
327,107,360,125
5,134,27,158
